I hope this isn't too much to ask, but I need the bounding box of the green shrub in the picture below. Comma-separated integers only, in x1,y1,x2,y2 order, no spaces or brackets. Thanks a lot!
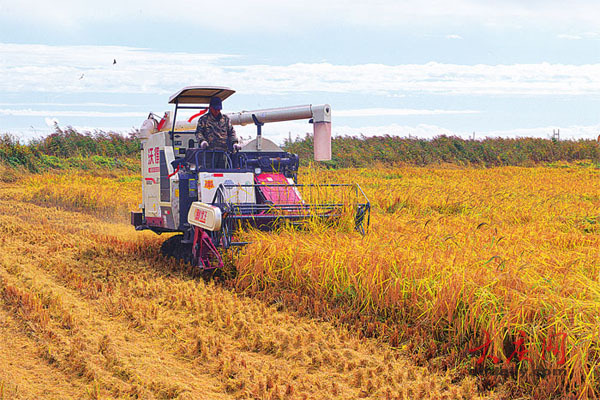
284,134,600,168
0,127,140,172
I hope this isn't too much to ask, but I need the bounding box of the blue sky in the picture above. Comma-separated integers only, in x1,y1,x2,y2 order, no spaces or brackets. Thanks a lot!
1,0,600,144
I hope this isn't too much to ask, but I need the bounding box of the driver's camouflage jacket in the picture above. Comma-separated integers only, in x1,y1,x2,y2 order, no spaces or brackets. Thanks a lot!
195,112,238,151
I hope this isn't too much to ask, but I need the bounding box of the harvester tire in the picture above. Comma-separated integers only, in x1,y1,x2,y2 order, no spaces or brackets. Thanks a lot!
160,234,193,264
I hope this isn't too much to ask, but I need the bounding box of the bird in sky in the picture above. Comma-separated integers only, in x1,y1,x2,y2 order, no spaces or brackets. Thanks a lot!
79,74,84,80
113,59,117,65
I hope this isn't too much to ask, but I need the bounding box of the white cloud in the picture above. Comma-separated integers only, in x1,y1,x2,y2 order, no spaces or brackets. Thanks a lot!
3,43,600,97
5,0,600,32
0,109,147,118
557,31,600,40
558,34,583,40
446,34,463,40
335,108,478,117
0,102,133,107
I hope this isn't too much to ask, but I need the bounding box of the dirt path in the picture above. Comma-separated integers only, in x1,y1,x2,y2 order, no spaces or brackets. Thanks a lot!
0,198,481,399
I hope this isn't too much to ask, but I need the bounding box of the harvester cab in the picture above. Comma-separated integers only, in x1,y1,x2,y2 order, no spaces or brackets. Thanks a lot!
131,86,370,270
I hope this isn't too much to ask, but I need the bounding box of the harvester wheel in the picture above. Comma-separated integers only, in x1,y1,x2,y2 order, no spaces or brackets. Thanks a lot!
160,234,225,280
160,234,193,264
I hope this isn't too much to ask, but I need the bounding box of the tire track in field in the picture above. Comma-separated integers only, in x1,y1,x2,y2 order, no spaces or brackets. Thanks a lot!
0,197,483,399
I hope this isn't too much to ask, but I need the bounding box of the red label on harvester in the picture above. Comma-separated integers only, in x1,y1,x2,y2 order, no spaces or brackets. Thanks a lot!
147,147,160,173
194,208,207,223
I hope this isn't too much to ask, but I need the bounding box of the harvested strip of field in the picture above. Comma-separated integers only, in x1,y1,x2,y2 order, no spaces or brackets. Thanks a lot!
0,193,480,399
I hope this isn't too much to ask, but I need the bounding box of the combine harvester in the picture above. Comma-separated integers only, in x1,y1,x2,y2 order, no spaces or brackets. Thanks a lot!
131,87,370,270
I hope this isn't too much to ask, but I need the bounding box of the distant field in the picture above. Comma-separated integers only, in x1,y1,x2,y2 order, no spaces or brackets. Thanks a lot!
1,162,599,399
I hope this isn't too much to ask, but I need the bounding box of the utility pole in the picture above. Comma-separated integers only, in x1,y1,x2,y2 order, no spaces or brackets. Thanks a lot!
552,129,560,141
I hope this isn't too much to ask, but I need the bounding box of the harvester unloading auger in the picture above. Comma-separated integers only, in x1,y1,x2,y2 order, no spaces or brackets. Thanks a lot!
131,87,370,270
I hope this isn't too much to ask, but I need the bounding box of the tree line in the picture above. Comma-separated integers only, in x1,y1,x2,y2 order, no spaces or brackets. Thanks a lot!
2,126,600,172
284,134,600,168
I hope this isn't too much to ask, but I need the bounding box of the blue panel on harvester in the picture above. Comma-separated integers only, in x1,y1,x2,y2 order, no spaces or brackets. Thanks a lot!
178,174,196,230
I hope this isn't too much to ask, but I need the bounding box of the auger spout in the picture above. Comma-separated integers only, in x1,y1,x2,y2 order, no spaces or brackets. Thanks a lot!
227,104,331,125
226,104,332,161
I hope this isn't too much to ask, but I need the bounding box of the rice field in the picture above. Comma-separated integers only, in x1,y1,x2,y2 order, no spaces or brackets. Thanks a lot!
0,166,480,400
1,162,599,399
234,163,600,399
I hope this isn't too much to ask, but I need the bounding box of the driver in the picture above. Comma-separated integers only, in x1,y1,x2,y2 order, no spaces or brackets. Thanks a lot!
195,96,239,152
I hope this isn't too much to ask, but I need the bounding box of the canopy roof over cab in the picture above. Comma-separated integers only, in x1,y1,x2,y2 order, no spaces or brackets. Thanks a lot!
168,86,236,105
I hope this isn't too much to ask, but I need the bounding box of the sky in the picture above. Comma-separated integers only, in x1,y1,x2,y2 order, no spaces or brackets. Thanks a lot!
1,0,600,144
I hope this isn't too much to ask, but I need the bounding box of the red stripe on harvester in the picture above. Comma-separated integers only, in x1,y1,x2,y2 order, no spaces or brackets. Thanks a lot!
157,112,168,130
188,109,207,122
168,165,181,178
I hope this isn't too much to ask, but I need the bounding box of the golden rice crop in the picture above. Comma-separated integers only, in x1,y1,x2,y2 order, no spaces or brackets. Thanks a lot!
0,170,140,222
4,162,599,398
0,179,469,399
234,163,600,399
